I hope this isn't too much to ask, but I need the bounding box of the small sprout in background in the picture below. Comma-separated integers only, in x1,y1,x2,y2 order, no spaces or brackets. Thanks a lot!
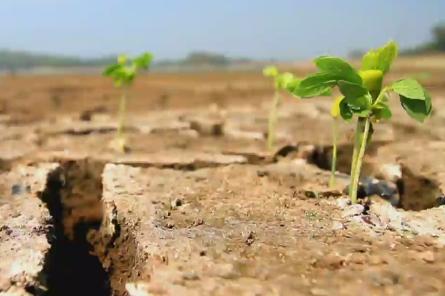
262,66,300,151
103,52,153,153
288,41,432,203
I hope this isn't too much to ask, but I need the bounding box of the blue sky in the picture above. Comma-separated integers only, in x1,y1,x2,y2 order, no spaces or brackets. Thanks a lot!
1,0,444,60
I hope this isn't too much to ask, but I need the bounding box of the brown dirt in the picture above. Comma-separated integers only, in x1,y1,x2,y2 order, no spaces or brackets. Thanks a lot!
1,56,445,295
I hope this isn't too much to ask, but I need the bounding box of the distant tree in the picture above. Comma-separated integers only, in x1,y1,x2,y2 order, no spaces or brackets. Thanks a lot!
183,52,229,66
348,49,365,59
432,23,445,51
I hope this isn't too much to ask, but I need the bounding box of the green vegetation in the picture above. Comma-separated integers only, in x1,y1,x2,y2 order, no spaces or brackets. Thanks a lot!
0,49,114,71
103,52,153,153
288,41,432,203
408,23,445,53
0,50,251,72
262,66,299,150
353,23,445,56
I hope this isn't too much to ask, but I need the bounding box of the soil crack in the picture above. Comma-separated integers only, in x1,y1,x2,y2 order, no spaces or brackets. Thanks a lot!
38,160,111,296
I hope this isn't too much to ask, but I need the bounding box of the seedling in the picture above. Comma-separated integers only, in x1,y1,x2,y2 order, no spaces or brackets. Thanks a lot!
103,52,153,152
288,41,432,203
262,66,299,150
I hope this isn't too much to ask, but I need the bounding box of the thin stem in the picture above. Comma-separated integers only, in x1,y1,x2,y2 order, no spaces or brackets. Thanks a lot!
267,91,281,151
116,87,128,152
349,118,361,194
329,118,338,188
372,86,391,106
349,117,371,203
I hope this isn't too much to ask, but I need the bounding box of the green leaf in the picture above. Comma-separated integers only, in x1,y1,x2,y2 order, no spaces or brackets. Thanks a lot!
372,101,392,120
263,65,279,78
337,80,372,114
117,54,128,65
346,95,372,113
103,64,121,76
292,72,336,97
400,90,432,122
329,96,355,120
339,97,353,120
314,56,362,84
276,72,297,89
284,77,301,93
133,52,153,70
392,79,426,100
361,41,398,73
330,96,344,118
338,80,368,98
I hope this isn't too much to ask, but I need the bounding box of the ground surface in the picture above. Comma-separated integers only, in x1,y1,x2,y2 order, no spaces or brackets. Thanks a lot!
1,55,445,295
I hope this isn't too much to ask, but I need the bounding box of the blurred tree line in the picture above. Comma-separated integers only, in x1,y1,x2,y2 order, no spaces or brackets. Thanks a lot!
0,50,115,71
350,23,445,57
0,50,252,72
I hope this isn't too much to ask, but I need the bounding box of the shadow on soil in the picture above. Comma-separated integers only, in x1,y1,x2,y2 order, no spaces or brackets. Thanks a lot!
302,143,444,211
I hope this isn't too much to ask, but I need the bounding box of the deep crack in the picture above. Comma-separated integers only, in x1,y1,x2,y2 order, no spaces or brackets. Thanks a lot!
38,160,111,296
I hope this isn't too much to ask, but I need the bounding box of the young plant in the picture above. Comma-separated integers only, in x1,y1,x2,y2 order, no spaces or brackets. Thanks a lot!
263,66,299,150
103,52,153,152
288,41,432,203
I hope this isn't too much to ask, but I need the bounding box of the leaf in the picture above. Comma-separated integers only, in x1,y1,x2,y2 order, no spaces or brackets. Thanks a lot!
276,72,297,89
361,40,398,73
372,101,392,120
331,96,344,118
292,72,336,97
314,56,362,84
284,77,301,93
400,90,432,122
329,96,355,120
118,54,128,65
103,64,121,76
338,80,368,98
133,52,153,70
392,79,426,100
263,65,279,78
338,80,372,114
339,97,354,120
346,95,372,113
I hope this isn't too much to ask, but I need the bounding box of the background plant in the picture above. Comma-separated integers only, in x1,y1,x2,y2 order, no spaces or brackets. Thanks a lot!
103,52,153,152
288,41,432,203
263,66,299,150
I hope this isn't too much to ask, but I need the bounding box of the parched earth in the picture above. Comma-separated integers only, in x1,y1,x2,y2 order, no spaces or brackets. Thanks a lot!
1,62,445,296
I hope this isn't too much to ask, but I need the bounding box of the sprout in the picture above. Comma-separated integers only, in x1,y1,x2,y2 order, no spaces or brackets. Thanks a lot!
288,41,432,203
103,52,153,152
263,66,300,150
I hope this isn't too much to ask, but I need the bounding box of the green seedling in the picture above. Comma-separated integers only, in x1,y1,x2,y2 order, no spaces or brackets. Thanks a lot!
263,66,299,150
103,52,153,152
288,41,432,203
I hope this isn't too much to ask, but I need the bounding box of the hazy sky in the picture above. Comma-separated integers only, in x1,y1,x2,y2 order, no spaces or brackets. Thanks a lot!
1,0,444,60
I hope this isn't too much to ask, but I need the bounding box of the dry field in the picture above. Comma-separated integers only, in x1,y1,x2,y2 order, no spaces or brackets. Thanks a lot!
1,55,445,296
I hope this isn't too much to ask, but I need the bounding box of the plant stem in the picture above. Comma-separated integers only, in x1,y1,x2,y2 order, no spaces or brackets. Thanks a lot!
329,118,338,188
349,117,371,203
267,91,281,151
372,86,391,106
349,119,361,196
117,87,128,152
